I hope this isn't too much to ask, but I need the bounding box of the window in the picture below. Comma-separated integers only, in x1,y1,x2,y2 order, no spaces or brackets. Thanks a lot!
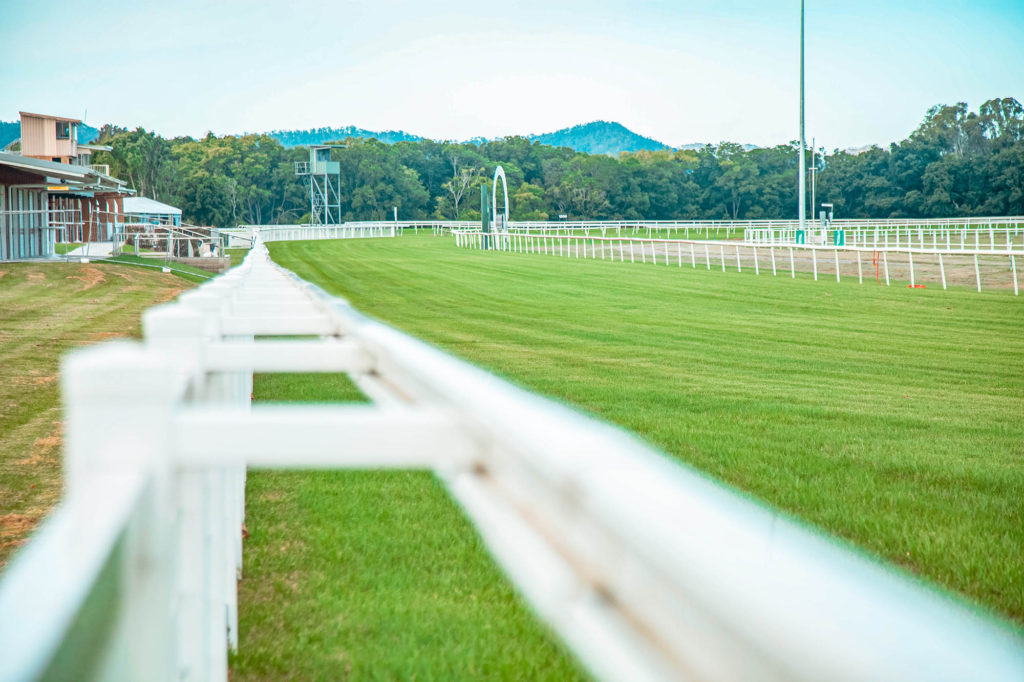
56,121,70,140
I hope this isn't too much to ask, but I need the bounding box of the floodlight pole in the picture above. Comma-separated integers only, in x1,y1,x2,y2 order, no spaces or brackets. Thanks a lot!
798,0,806,232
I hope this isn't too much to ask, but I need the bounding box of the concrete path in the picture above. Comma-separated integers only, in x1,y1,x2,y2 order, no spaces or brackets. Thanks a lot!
66,242,114,258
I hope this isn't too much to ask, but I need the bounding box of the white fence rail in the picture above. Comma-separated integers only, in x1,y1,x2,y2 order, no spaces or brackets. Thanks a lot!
223,217,1024,247
501,216,1024,240
2,236,1024,681
255,224,395,242
745,223,1024,250
227,220,477,242
456,230,1022,294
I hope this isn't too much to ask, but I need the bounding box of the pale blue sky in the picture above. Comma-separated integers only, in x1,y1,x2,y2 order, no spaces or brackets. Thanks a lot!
1,0,1021,149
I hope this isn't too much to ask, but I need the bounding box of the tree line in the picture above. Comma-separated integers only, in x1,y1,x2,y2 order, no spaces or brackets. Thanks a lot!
90,97,1023,228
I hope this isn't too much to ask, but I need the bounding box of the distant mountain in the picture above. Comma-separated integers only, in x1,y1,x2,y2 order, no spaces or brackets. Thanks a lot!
0,121,18,149
0,121,99,149
842,144,877,156
78,124,99,144
529,121,670,156
268,126,423,147
267,120,675,156
678,142,760,152
0,116,761,158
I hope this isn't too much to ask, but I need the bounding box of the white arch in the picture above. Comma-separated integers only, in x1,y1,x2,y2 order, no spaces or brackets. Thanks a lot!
491,165,509,230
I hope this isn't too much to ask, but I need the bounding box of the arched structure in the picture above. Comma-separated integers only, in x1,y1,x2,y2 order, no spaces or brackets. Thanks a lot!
491,165,509,230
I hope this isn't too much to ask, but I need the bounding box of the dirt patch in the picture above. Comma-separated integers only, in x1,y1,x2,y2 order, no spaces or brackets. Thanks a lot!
27,271,45,282
0,513,37,537
10,375,57,387
17,422,62,466
0,270,6,278
65,266,106,291
156,285,187,303
0,513,40,554
87,331,122,342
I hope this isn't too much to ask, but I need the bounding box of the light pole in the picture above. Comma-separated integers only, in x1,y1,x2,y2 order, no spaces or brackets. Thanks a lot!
798,0,806,232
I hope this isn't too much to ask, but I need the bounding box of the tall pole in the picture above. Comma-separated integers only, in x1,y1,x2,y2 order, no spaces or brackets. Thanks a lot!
798,0,806,232
810,137,816,226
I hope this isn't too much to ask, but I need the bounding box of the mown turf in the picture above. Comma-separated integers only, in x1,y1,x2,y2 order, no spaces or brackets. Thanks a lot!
0,262,194,569
231,374,585,681
260,234,1023,630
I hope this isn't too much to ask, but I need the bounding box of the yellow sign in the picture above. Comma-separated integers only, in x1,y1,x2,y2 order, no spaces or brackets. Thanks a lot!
47,185,70,191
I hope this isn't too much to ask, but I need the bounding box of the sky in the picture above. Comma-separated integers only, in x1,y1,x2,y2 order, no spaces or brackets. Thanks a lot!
1,0,1022,150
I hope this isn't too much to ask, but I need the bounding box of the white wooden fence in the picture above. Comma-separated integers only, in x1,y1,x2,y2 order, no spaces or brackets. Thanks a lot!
2,235,1024,681
456,230,1022,294
744,222,1024,250
506,216,1024,240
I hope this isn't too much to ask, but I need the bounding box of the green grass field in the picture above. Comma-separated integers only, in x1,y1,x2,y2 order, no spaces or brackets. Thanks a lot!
230,233,1023,676
53,242,82,255
231,374,586,680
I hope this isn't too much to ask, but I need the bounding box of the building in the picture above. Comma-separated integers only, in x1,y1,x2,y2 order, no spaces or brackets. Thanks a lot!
0,151,128,260
122,196,182,227
18,112,85,165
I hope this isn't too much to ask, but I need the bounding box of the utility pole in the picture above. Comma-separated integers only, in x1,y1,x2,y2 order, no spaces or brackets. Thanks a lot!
798,0,806,232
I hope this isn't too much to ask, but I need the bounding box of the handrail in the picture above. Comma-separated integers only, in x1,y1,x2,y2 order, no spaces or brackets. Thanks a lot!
1,237,1022,682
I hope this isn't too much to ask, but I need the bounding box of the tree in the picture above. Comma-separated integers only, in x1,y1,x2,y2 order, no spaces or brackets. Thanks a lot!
442,165,482,219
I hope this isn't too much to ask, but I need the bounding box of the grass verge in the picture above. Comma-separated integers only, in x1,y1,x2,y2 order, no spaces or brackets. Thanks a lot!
262,234,1023,627
0,261,194,569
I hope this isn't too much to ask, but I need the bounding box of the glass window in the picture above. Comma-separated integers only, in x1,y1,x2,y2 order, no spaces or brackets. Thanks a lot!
56,121,70,140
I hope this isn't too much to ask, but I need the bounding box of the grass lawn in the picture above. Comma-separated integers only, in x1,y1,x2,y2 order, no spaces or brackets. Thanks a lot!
54,242,82,255
231,374,586,680
100,254,213,283
248,234,1022,640
0,262,196,569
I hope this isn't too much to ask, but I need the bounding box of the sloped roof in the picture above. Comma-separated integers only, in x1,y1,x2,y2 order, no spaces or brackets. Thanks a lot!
123,196,182,215
19,111,82,124
0,151,92,182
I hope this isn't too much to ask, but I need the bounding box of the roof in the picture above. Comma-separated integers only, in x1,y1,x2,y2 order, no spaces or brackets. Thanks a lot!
123,196,182,215
0,151,130,193
19,111,82,124
0,151,91,182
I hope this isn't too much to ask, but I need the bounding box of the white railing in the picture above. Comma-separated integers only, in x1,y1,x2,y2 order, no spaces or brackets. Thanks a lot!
2,236,1023,682
471,216,1024,241
455,230,1022,294
745,223,1024,251
230,221,476,240
253,224,395,242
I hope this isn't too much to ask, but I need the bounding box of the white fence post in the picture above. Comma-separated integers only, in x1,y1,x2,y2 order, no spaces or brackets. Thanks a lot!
62,342,182,681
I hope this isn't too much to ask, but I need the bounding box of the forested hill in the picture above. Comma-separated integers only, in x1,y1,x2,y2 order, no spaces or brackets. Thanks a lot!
530,121,671,155
269,126,423,147
268,120,677,156
0,121,98,148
